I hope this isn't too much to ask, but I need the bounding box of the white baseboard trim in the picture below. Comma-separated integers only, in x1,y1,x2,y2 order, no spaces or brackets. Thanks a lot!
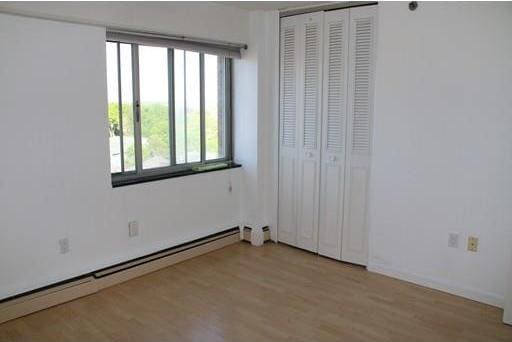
367,262,504,308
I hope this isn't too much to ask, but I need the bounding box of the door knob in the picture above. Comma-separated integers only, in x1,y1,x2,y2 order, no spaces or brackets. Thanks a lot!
305,152,313,158
329,156,337,162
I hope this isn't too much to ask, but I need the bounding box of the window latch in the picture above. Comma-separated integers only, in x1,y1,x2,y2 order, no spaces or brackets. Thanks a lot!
135,100,140,122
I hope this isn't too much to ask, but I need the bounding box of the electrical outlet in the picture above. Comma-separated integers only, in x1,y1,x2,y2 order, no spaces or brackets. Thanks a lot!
58,238,70,254
467,236,478,252
128,221,139,237
448,232,459,248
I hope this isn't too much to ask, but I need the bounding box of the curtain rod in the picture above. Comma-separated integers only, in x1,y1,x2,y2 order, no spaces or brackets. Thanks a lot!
280,1,378,18
107,28,247,51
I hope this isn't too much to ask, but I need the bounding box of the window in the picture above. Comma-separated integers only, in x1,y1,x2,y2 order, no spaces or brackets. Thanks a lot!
106,41,232,185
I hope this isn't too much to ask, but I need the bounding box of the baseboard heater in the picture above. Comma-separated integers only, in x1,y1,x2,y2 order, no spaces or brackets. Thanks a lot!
0,227,240,324
242,226,271,243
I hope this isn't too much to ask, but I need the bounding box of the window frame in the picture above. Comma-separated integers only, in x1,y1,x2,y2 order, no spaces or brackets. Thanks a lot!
107,40,233,186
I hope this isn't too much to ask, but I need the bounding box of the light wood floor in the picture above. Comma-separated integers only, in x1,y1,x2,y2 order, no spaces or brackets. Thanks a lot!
1,242,511,342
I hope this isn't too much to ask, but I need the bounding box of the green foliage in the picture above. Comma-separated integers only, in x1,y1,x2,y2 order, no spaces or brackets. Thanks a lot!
141,103,170,162
205,109,221,158
108,103,120,136
108,102,135,136
108,103,136,170
108,102,223,168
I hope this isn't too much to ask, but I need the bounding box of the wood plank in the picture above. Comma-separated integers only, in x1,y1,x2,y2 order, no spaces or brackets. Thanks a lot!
0,243,511,341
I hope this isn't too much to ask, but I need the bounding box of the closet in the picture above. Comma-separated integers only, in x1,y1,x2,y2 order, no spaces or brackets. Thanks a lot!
278,5,376,265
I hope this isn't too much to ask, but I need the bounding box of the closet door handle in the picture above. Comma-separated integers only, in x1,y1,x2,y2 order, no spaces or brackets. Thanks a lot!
329,156,337,162
305,152,313,158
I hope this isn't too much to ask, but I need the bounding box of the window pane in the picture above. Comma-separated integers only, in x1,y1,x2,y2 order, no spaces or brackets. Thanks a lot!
120,43,136,171
174,49,186,164
106,42,121,173
139,46,170,169
204,54,226,160
185,51,200,163
109,43,231,182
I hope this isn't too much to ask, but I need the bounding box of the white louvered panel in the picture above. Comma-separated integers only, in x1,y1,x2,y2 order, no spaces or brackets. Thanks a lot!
351,17,373,154
278,17,299,247
281,26,297,148
341,5,376,266
296,12,323,253
302,22,320,150
318,9,348,260
326,20,346,151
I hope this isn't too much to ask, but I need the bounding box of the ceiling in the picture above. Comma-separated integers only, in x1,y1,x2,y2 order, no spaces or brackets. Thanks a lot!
218,1,335,11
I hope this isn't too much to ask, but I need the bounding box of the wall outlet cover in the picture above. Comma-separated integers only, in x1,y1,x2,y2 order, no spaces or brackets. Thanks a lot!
448,232,459,248
128,221,139,237
58,238,70,254
468,236,478,252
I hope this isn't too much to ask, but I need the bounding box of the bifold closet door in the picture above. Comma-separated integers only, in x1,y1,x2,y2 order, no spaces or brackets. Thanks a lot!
317,10,349,260
278,15,300,246
341,6,377,265
278,13,323,252
296,12,323,252
278,6,376,262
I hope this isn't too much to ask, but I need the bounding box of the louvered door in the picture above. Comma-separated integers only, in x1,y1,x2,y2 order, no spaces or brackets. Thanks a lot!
318,10,349,259
278,13,323,251
296,12,323,252
278,15,300,246
278,6,376,261
341,6,377,265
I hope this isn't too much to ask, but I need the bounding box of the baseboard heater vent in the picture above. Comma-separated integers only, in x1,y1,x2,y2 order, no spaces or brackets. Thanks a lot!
243,226,271,243
0,227,240,324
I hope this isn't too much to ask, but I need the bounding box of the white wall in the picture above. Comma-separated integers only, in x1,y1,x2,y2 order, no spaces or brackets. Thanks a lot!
368,2,512,307
257,11,280,241
0,2,250,299
233,10,280,239
232,13,259,230
0,1,248,44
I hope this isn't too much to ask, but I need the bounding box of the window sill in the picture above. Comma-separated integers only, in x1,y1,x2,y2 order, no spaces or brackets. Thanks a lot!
112,162,242,188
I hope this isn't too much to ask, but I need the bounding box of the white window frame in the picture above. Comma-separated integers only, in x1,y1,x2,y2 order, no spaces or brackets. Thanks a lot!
107,40,233,187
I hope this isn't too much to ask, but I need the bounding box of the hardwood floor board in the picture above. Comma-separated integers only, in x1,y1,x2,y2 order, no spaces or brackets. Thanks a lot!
0,242,511,342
